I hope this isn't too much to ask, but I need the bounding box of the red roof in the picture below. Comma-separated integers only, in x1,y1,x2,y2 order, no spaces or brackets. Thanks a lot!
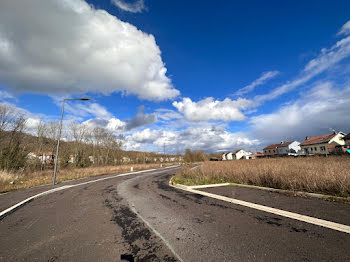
252,152,264,156
33,152,53,156
300,133,336,146
264,141,292,150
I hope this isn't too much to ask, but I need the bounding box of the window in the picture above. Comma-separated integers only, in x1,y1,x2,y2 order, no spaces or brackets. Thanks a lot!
320,146,326,151
310,147,313,151
314,147,317,151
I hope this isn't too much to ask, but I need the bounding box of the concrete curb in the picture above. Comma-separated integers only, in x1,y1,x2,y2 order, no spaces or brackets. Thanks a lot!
168,178,350,234
0,165,180,220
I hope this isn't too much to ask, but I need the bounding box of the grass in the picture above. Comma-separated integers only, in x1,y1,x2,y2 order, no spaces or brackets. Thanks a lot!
173,157,350,198
0,163,174,193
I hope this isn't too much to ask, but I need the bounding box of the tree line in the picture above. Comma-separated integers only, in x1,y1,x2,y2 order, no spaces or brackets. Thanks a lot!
0,104,179,173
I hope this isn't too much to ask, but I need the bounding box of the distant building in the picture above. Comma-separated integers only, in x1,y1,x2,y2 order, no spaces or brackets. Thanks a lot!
68,154,75,164
122,156,131,163
250,152,264,159
27,152,54,164
234,149,252,160
277,141,301,155
222,152,235,160
300,132,345,155
263,144,280,156
264,141,301,156
88,156,95,164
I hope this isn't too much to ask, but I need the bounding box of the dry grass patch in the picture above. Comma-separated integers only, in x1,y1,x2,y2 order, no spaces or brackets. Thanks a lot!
0,163,172,193
173,157,350,197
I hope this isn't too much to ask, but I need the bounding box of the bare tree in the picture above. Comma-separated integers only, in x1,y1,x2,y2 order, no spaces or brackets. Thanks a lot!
0,106,27,171
0,104,15,140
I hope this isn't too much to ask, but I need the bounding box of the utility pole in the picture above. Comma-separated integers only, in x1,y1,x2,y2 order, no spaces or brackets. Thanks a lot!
52,98,90,185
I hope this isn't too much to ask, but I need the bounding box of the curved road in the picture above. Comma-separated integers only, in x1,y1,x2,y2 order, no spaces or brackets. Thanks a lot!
1,166,349,261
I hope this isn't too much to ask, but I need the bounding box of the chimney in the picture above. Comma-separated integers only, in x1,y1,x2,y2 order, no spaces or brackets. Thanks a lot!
305,136,309,140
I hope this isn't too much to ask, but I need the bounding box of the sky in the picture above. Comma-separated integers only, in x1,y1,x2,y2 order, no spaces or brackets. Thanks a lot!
1,0,350,153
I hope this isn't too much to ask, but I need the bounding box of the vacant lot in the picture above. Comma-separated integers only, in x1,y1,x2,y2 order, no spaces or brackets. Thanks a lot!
173,157,350,197
0,163,172,193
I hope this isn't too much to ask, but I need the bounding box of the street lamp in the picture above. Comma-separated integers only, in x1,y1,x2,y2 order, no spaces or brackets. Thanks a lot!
52,98,90,185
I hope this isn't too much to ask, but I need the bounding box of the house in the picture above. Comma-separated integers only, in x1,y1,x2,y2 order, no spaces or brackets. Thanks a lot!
264,141,301,156
88,156,95,164
122,156,131,163
250,152,264,159
234,149,252,160
263,144,280,156
27,152,54,164
222,152,234,160
277,141,301,155
300,132,345,155
68,154,75,164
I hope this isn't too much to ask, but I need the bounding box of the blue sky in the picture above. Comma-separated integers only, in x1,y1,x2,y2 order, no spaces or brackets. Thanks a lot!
1,0,350,153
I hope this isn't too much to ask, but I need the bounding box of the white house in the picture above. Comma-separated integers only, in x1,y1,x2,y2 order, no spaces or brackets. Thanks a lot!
300,132,345,155
277,141,301,155
27,152,54,164
222,152,235,160
234,149,252,160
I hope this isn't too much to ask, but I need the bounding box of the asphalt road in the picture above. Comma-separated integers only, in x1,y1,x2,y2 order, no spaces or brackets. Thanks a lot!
1,166,349,261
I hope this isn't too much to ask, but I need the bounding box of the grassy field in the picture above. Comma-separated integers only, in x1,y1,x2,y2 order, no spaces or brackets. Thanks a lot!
0,163,173,193
173,157,350,197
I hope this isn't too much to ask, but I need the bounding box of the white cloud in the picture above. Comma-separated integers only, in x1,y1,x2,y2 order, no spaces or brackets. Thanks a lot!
173,97,252,122
254,20,350,103
66,102,114,119
155,108,183,121
235,70,279,96
250,82,350,145
112,0,146,13
0,90,14,100
338,20,350,36
123,126,259,152
83,106,156,133
0,0,179,101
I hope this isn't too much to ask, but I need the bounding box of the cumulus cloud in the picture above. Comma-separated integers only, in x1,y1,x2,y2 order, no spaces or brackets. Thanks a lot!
235,70,279,96
250,82,350,145
173,97,252,122
123,126,259,152
112,0,146,13
0,0,179,100
64,102,114,119
83,106,156,133
255,20,350,103
155,109,183,121
124,106,157,130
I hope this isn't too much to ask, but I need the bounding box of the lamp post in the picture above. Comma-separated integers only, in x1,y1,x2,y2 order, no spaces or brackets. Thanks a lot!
52,98,90,185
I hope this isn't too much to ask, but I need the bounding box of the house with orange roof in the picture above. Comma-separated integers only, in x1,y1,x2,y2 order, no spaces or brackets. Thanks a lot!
263,141,301,156
300,132,345,155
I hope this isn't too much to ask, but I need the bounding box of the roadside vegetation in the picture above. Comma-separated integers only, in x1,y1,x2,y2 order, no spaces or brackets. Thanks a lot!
173,157,350,197
0,163,172,193
0,104,179,193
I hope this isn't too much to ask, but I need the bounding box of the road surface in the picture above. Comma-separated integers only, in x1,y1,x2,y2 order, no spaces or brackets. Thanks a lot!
0,166,349,261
